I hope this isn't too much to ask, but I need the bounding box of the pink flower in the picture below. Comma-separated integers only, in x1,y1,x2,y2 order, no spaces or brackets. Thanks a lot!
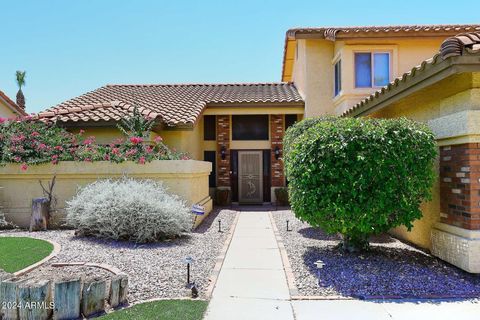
13,156,21,162
104,154,110,161
54,145,63,151
0,117,6,124
84,158,92,162
154,136,163,143
31,131,40,137
126,149,137,157
138,156,146,164
145,146,153,154
38,143,47,150
20,163,28,171
79,129,85,134
181,155,190,160
83,136,95,145
112,148,120,155
129,137,143,145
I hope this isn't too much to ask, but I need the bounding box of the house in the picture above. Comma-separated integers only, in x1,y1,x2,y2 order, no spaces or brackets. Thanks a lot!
0,89,27,118
37,83,304,204
342,32,480,273
282,24,480,116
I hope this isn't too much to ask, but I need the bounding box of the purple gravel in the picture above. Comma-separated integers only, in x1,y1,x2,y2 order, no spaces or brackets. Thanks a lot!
273,210,480,298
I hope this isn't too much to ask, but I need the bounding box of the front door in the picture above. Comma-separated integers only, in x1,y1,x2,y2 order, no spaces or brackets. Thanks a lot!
238,151,263,203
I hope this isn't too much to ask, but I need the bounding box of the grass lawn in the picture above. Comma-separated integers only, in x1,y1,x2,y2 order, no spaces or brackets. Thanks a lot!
0,237,53,273
99,300,208,320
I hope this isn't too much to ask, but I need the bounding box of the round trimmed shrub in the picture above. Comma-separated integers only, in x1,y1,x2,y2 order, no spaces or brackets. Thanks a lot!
284,117,437,251
66,178,191,242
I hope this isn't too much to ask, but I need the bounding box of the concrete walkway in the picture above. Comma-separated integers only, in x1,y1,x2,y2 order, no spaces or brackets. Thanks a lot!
204,211,480,320
204,211,294,320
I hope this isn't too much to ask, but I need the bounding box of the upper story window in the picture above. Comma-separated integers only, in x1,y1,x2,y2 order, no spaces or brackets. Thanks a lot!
334,60,341,97
354,52,390,88
204,115,216,140
232,115,269,140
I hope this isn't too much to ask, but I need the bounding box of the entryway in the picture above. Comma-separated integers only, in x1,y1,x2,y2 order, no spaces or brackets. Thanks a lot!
238,151,263,203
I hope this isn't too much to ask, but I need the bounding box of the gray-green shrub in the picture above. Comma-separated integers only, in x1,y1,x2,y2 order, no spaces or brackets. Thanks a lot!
66,178,191,242
284,117,437,251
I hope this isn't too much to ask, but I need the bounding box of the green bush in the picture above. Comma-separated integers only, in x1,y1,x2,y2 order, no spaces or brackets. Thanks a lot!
284,117,437,252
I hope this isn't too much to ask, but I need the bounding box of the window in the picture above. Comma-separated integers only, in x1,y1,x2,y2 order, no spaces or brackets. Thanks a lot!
204,151,216,187
285,114,297,131
355,52,390,88
334,60,341,96
204,115,216,140
232,115,269,140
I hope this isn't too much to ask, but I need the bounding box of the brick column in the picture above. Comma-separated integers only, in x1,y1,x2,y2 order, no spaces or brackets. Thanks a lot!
440,143,480,230
216,115,230,187
270,115,285,187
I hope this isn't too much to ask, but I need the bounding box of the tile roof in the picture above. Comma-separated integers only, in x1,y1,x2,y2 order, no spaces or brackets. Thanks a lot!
0,89,28,116
343,32,480,117
287,24,480,41
37,83,303,126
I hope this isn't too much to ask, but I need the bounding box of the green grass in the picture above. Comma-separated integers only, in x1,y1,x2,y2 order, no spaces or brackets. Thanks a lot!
0,237,53,273
99,300,209,320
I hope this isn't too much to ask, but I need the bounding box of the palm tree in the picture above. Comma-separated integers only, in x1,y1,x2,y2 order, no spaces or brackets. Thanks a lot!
15,71,26,109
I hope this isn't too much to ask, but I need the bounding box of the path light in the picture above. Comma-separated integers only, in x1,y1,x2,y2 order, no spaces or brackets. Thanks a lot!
218,219,222,233
286,220,292,232
314,260,325,269
184,256,194,286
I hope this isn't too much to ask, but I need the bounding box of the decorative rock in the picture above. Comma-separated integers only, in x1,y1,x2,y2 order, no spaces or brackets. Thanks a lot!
53,278,81,320
81,278,106,318
18,279,52,320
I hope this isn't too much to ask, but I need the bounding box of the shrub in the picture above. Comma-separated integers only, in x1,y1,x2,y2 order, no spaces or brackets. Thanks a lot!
284,117,437,252
66,178,191,242
0,116,189,170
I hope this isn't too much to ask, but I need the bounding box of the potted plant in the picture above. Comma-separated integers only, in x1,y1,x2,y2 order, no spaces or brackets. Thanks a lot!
216,187,231,206
274,187,290,206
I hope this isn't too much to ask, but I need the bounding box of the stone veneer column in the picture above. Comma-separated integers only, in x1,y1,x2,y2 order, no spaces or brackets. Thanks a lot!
270,115,285,187
432,143,480,273
216,115,230,187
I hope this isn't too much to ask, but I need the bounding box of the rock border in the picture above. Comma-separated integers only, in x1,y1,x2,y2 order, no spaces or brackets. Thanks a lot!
204,211,239,299
0,236,62,277
50,262,124,275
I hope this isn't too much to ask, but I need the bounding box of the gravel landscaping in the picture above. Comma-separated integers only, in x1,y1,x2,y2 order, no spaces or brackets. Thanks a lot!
0,209,236,303
272,210,480,298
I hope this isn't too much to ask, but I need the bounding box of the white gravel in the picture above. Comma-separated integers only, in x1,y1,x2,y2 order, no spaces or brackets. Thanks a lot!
0,209,236,303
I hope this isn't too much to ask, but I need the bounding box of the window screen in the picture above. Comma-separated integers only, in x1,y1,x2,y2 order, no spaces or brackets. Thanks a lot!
232,115,269,140
204,115,216,140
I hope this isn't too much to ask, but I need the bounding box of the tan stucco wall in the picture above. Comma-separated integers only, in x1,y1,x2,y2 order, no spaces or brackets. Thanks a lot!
0,100,18,118
292,37,444,118
0,160,212,228
369,73,480,249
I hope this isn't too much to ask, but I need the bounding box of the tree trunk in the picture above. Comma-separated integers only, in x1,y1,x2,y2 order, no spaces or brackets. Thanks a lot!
29,198,49,232
0,277,27,320
53,278,81,320
18,279,52,320
81,278,106,318
108,275,128,308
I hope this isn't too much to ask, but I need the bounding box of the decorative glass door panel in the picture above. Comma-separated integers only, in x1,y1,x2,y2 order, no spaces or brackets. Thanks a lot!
238,151,263,203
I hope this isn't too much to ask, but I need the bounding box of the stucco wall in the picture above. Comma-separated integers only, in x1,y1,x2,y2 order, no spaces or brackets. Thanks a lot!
292,37,444,118
370,74,480,249
0,100,18,118
0,160,212,228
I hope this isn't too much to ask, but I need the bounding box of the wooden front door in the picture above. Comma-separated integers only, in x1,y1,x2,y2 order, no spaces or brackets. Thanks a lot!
238,151,263,203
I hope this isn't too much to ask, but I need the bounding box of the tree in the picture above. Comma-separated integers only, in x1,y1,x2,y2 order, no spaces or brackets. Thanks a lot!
284,117,437,252
15,71,26,109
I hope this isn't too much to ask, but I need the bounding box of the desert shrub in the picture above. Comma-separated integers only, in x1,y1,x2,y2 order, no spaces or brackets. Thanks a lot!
284,117,437,252
66,178,191,242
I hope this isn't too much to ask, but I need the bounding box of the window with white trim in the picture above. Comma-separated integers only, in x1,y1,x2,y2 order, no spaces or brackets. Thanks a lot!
354,52,390,88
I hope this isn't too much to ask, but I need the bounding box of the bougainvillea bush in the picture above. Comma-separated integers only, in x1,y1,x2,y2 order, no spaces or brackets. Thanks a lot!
0,116,189,170
284,117,437,252
66,178,191,242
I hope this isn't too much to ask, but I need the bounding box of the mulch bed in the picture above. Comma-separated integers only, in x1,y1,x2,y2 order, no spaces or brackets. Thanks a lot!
272,210,480,299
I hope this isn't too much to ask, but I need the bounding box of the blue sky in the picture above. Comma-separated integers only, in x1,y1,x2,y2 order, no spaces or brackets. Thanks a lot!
1,0,478,113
